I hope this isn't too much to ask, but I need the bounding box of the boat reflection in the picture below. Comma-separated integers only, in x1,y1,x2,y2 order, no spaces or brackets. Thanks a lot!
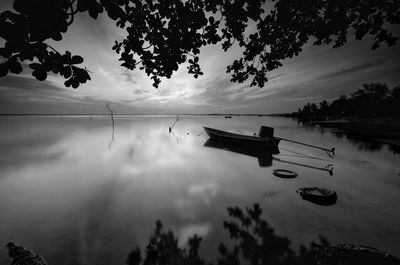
204,139,279,167
204,139,333,175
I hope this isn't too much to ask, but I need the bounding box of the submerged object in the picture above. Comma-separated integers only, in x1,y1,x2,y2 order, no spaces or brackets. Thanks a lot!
272,169,298,178
296,187,337,206
203,127,280,148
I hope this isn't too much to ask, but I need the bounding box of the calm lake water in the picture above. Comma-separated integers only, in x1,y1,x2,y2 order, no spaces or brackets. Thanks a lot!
0,115,399,264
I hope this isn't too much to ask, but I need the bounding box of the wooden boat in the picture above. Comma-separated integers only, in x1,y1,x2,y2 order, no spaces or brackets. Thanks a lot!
203,127,280,148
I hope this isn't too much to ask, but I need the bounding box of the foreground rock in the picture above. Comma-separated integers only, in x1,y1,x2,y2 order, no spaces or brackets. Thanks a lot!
5,241,399,265
319,244,400,265
6,242,47,265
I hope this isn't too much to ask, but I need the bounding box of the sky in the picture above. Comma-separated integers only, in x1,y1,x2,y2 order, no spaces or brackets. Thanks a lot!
0,2,399,114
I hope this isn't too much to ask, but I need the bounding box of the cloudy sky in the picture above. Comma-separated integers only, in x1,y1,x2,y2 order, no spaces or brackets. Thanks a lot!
0,2,399,114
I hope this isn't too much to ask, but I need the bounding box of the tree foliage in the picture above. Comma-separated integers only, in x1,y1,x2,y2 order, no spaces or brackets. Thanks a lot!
0,0,399,88
297,83,400,118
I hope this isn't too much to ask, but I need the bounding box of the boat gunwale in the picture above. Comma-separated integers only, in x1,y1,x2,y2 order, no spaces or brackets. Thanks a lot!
203,127,274,142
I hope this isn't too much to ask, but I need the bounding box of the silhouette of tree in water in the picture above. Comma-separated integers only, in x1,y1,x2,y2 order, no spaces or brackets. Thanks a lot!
123,204,399,265
126,204,331,265
126,220,205,265
0,0,399,88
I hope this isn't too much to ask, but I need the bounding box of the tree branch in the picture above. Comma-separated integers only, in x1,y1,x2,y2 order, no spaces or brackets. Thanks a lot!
45,44,62,56
67,0,78,26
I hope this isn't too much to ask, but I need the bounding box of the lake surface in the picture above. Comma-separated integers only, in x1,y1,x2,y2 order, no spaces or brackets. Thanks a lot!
0,115,399,264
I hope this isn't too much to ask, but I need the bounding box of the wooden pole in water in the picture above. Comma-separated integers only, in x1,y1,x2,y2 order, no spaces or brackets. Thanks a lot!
259,126,335,157
274,136,335,156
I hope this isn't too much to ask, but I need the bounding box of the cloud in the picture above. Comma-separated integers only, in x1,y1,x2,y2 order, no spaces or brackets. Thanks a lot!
175,73,278,109
0,75,66,92
1,0,399,115
0,75,104,113
283,96,322,102
317,59,384,80
121,71,138,85
269,73,286,81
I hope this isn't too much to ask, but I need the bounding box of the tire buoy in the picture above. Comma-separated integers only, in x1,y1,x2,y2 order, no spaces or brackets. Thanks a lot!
296,187,337,206
272,169,298,178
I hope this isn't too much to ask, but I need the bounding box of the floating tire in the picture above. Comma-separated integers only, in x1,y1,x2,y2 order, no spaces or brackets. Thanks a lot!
272,169,298,178
296,187,337,206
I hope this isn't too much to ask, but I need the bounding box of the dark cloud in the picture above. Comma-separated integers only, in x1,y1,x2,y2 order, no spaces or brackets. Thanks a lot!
190,76,234,105
121,71,138,85
317,59,384,80
0,75,106,113
0,75,66,92
268,73,286,81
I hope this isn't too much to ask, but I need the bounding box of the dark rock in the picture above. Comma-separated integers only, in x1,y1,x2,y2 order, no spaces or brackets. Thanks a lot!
319,244,400,265
6,242,47,265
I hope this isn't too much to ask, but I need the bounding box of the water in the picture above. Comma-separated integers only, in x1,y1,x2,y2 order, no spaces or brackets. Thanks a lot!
0,115,399,264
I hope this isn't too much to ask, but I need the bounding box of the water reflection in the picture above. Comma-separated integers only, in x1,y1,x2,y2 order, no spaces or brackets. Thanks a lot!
8,204,398,265
342,133,400,155
204,139,333,175
1,116,400,264
124,204,333,265
204,139,279,167
274,157,334,176
297,120,400,155
334,132,385,153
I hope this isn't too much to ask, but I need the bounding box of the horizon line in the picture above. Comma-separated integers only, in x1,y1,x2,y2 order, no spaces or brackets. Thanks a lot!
0,113,293,116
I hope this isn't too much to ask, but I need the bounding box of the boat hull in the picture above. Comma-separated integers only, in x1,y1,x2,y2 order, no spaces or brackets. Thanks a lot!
203,127,280,148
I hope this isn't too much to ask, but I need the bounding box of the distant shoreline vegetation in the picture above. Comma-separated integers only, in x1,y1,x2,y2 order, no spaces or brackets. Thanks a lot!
287,83,400,148
293,83,400,121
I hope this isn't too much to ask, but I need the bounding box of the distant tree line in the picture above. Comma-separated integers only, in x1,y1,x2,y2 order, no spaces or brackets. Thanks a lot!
296,83,400,119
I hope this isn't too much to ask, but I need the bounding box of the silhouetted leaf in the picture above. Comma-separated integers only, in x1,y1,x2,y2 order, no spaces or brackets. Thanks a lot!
0,63,9,77
52,32,62,41
71,55,84,64
61,66,72,78
71,80,79,88
64,78,72,87
0,47,12,57
9,60,22,74
62,51,72,63
32,68,47,81
88,7,99,19
29,63,41,70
